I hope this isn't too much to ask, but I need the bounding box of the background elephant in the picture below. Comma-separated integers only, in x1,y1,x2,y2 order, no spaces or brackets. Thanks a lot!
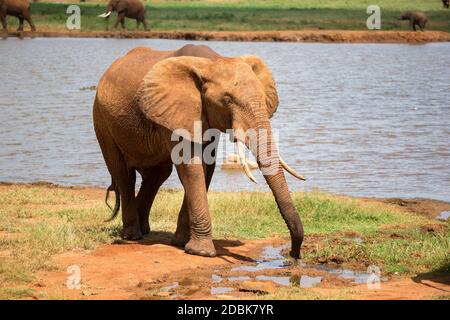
400,11,428,31
99,0,148,31
442,0,449,9
93,44,305,258
0,0,35,32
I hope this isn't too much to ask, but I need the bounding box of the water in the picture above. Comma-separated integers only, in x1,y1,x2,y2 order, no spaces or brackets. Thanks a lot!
152,244,385,298
436,211,450,221
211,287,234,295
231,245,291,272
230,245,382,286
1,38,449,201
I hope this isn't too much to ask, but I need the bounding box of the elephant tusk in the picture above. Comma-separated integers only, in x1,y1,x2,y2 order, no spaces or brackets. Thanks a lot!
98,11,112,18
280,157,306,181
237,141,257,184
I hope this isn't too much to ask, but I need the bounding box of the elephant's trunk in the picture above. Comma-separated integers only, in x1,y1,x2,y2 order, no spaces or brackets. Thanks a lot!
244,116,304,259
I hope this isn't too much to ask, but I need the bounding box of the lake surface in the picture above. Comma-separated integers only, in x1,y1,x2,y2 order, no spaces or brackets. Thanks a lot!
0,38,449,201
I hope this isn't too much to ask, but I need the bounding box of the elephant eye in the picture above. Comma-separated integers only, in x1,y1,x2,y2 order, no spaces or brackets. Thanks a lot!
223,95,233,106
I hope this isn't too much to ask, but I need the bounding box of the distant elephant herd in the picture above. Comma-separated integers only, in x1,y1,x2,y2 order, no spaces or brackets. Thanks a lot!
0,0,449,33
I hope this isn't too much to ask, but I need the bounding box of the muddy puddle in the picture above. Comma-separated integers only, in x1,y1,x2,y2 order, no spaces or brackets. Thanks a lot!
145,244,389,299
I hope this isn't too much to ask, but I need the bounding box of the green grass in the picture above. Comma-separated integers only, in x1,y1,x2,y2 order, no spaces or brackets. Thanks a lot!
3,1,450,32
0,185,448,299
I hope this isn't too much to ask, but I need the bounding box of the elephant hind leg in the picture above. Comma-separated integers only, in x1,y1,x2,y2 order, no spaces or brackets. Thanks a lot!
17,17,24,32
136,165,173,235
25,14,35,31
94,113,141,240
420,22,426,31
142,19,149,31
0,14,7,31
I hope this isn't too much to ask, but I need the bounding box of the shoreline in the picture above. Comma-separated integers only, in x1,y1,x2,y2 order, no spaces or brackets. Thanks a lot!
1,181,449,219
3,29,450,43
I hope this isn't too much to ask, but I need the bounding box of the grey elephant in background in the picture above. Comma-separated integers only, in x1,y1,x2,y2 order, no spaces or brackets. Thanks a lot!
0,0,35,32
400,11,428,31
98,0,148,31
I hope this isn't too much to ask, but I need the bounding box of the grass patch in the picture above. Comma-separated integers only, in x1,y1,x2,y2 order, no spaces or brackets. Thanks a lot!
0,184,448,299
3,1,450,32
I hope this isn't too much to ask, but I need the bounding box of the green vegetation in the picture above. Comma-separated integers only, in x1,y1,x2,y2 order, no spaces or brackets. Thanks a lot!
4,1,450,32
0,184,448,299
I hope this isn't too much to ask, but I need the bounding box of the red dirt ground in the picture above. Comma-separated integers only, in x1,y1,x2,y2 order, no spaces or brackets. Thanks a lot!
35,237,449,300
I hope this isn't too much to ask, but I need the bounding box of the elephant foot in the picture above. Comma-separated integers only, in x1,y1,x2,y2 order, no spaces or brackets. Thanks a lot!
171,231,190,247
140,222,150,236
185,238,216,257
121,225,143,240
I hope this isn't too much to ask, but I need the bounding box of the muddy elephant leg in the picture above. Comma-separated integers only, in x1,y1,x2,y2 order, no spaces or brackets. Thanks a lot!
17,17,24,32
114,13,125,30
94,119,141,240
142,18,149,31
0,13,6,32
120,14,126,30
143,20,149,31
116,168,142,240
175,160,215,257
172,140,217,247
172,162,215,247
25,15,35,31
105,16,110,31
136,165,173,235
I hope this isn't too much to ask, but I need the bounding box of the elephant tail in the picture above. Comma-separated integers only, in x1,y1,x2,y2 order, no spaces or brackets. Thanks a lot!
104,180,120,222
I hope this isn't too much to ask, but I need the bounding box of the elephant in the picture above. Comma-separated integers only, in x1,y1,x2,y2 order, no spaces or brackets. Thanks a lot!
0,0,35,32
98,0,148,31
400,11,428,31
93,44,305,258
442,0,449,9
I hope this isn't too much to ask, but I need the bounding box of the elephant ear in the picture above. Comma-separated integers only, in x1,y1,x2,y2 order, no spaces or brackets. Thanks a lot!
239,55,279,118
138,56,212,144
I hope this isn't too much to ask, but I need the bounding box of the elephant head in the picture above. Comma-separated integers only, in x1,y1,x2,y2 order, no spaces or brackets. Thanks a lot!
98,0,121,18
138,56,305,258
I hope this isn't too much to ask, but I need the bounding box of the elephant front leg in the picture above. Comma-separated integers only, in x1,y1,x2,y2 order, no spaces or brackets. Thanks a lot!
172,198,190,247
142,19,149,31
105,16,110,31
114,13,125,30
175,160,216,257
172,161,216,247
